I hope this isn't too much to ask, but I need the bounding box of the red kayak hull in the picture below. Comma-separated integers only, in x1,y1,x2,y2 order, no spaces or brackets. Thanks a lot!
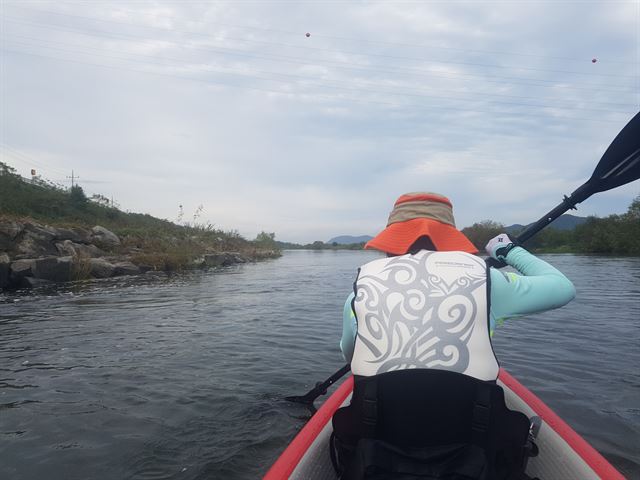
265,369,624,479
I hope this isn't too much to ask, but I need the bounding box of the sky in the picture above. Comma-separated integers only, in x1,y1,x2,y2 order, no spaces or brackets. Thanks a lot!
0,0,639,243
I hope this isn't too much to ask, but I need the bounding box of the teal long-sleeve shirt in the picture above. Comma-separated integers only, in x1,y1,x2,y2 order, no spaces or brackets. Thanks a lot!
340,247,576,362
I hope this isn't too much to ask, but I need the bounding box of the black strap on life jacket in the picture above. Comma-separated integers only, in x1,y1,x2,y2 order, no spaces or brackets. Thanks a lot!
471,380,491,448
361,376,378,438
331,369,537,480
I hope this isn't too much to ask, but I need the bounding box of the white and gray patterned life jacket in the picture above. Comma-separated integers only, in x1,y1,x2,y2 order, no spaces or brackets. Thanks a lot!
351,250,499,381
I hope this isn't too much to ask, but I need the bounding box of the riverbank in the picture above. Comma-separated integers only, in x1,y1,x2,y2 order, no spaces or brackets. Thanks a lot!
0,217,280,291
0,162,281,291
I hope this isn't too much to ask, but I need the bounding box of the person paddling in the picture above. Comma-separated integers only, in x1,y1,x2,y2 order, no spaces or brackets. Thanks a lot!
332,192,576,480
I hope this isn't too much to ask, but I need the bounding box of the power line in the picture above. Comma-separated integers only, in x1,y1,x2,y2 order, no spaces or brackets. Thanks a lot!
6,31,635,112
11,2,638,65
4,16,637,95
0,143,69,177
4,14,637,87
1,147,109,189
6,6,638,74
5,37,633,115
2,47,631,126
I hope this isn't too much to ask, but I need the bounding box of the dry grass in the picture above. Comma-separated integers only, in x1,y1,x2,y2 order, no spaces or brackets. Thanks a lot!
71,254,93,280
129,252,194,272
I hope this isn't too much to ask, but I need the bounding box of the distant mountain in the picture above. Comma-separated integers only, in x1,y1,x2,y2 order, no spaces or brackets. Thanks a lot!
505,214,588,234
504,224,526,235
327,235,374,245
322,216,587,245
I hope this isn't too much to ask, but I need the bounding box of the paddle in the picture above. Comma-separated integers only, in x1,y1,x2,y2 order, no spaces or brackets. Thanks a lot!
285,363,350,407
488,110,640,267
286,111,640,407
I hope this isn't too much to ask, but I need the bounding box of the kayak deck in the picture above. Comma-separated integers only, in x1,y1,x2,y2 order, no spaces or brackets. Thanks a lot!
265,369,624,480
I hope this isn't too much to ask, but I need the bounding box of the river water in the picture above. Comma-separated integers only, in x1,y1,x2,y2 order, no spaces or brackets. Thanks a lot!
0,250,638,479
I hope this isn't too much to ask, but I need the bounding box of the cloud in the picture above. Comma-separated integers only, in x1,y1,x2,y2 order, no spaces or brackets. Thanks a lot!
1,1,637,242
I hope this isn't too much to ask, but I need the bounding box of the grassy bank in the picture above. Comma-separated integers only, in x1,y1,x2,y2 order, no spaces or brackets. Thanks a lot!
1,162,280,271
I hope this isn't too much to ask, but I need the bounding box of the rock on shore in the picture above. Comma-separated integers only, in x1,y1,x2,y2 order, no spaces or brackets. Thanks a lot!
0,219,276,290
0,220,119,289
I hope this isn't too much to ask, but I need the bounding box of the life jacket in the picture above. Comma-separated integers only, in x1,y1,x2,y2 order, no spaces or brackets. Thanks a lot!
332,251,537,480
351,250,498,380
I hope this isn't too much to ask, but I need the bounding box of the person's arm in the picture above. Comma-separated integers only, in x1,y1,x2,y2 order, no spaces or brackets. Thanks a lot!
340,292,357,362
489,244,576,325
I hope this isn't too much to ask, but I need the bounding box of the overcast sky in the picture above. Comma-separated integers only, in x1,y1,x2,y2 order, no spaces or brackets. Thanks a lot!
1,0,638,243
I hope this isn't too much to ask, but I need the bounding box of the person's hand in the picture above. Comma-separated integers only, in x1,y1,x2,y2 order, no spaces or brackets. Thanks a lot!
485,233,515,260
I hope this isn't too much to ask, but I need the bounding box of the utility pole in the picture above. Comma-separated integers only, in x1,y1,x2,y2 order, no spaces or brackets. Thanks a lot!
66,170,79,188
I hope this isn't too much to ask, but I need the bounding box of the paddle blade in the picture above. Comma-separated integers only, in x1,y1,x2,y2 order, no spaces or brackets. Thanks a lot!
284,394,315,405
591,111,640,192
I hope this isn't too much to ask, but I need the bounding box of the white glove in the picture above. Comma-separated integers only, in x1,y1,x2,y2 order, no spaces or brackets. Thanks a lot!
485,233,515,260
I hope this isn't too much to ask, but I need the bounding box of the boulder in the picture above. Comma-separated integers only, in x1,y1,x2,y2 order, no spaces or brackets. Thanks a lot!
203,253,223,267
16,223,59,258
113,261,140,276
0,253,10,289
24,222,57,241
76,243,104,258
33,256,73,282
15,236,58,258
203,253,237,267
54,227,91,244
231,253,247,264
54,241,74,257
55,240,103,258
90,226,121,247
10,259,35,278
90,258,115,278
136,264,154,273
0,220,23,251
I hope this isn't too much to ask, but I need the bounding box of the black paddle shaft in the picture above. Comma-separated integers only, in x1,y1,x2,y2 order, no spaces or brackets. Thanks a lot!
514,181,596,245
285,363,351,405
490,111,640,266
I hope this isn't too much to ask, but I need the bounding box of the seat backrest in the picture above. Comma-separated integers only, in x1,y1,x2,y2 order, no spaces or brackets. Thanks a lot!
374,369,480,447
333,369,531,474
333,369,529,479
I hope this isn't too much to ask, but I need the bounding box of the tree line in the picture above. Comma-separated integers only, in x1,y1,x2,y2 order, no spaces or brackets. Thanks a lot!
269,195,639,255
462,195,640,256
264,195,639,256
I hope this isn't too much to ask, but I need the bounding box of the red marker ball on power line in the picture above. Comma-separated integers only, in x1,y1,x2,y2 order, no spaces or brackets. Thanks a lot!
306,32,311,37
592,58,597,63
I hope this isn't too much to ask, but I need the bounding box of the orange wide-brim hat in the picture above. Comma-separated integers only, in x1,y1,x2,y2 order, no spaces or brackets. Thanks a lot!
365,192,478,255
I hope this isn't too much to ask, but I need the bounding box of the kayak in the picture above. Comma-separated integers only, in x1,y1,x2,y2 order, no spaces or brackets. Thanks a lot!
264,369,625,480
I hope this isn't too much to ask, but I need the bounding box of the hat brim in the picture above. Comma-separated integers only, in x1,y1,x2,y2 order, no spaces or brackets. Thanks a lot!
365,218,478,255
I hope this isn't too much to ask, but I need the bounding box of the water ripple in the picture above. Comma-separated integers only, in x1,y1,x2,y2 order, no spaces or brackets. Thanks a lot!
0,252,638,479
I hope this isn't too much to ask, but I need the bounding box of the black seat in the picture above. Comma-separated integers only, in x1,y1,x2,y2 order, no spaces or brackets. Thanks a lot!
331,369,533,480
